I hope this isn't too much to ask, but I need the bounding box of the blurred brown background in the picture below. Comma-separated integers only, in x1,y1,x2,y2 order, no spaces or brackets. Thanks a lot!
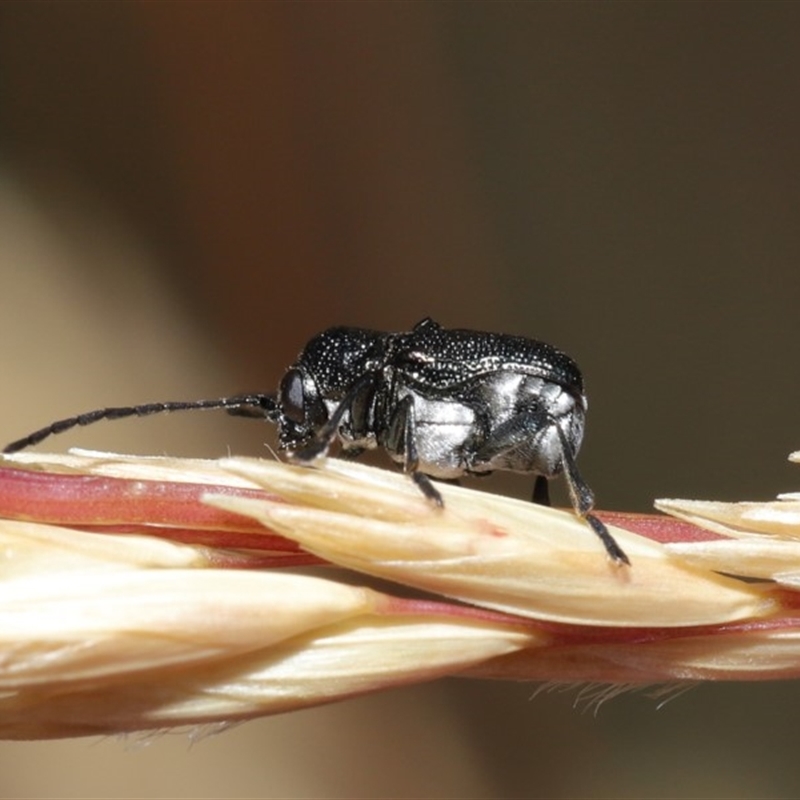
1,2,799,797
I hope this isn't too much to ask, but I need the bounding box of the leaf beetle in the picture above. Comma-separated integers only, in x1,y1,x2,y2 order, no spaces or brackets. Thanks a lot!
3,318,628,564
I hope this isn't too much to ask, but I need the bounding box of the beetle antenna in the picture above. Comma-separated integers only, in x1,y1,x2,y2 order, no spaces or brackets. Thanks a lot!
3,393,278,454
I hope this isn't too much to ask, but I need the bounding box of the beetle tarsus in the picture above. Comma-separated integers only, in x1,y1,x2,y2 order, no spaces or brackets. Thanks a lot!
290,439,328,463
586,513,630,566
412,471,444,507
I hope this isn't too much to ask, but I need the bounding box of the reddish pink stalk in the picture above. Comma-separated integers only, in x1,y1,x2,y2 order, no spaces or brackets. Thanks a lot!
0,464,719,551
0,465,317,564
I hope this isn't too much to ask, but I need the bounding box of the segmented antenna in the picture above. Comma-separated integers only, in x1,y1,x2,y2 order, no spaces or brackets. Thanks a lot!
3,393,278,453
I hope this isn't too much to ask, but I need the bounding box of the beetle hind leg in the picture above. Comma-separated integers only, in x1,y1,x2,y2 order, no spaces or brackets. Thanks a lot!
585,514,630,566
554,427,630,566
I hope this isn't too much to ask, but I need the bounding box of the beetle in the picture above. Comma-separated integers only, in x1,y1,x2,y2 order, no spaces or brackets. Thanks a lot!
3,318,628,564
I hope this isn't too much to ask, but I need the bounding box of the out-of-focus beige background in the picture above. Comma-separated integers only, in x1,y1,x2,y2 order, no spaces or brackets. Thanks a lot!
1,2,799,797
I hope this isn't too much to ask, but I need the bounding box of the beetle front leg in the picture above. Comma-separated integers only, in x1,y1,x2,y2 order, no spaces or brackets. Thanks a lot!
291,374,375,463
387,395,444,507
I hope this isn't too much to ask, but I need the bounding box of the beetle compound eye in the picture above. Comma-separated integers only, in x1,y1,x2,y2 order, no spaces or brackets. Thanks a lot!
278,368,327,440
279,368,307,424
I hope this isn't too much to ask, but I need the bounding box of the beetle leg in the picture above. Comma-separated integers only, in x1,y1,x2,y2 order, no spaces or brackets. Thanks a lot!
472,412,629,565
471,412,554,504
554,426,630,566
291,374,376,462
471,409,552,465
387,395,444,507
553,426,595,517
411,472,444,506
532,475,550,506
338,446,366,460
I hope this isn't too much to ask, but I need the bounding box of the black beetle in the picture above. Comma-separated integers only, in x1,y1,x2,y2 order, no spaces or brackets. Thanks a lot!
3,318,628,564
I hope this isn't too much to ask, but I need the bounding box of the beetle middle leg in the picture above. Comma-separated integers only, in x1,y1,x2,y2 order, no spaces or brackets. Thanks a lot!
386,395,444,507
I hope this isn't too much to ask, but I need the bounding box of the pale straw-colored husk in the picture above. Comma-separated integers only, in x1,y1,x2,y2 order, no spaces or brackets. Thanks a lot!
0,448,798,738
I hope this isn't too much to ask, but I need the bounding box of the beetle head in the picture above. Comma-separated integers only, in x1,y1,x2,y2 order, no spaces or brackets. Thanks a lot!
276,366,327,449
